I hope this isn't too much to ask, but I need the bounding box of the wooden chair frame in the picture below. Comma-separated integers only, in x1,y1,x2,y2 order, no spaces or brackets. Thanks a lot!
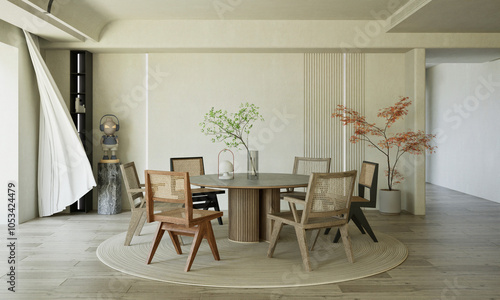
145,170,223,272
170,156,224,225
268,171,357,272
120,162,150,246
280,156,331,201
326,161,379,242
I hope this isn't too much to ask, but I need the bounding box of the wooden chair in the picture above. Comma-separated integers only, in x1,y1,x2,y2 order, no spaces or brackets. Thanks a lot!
268,171,357,272
325,161,379,243
170,157,224,225
145,170,223,272
121,162,181,246
280,157,331,201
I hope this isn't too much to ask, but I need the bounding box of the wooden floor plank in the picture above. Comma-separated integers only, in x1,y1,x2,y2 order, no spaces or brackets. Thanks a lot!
1,183,499,298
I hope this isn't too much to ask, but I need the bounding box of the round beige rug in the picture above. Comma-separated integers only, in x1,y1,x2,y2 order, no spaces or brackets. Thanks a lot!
97,222,407,288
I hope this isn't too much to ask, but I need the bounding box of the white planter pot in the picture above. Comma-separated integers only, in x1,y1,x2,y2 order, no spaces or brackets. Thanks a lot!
379,189,401,215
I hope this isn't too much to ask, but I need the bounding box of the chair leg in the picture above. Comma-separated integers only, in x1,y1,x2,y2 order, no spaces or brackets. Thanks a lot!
147,222,166,264
339,224,354,263
124,210,143,246
294,227,312,272
134,211,148,236
333,228,341,243
185,223,206,272
351,211,366,234
167,230,183,255
209,194,223,225
310,229,321,251
267,220,284,258
205,221,221,261
352,208,378,242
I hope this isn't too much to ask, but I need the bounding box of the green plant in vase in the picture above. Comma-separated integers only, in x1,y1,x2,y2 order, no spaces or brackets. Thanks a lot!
200,102,264,178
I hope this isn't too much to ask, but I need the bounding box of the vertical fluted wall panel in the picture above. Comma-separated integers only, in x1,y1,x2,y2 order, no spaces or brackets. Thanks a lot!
304,53,365,174
304,53,343,172
345,53,366,173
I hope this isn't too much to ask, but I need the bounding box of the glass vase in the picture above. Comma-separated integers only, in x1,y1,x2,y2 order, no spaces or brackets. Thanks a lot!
247,150,259,179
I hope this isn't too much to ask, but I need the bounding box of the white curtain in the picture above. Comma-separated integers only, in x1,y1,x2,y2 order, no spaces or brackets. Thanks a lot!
24,31,96,217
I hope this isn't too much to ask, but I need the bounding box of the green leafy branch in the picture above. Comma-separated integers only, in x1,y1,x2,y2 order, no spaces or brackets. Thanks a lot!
200,103,264,174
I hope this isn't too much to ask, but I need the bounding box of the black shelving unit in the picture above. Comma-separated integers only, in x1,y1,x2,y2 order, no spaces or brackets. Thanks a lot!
70,50,93,213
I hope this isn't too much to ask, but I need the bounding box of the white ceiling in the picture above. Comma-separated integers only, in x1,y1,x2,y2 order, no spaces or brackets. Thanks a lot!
64,0,412,21
388,0,500,33
1,0,500,65
426,48,500,67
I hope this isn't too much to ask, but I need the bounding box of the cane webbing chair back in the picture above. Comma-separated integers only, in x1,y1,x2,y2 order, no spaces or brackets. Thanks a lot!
144,170,223,272
302,171,357,224
145,170,193,226
359,161,376,188
170,157,205,176
326,161,379,243
268,170,357,271
284,157,331,196
357,161,378,208
170,156,225,225
293,157,331,175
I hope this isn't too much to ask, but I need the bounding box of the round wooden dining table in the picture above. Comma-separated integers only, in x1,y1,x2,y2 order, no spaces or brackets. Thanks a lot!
190,173,309,243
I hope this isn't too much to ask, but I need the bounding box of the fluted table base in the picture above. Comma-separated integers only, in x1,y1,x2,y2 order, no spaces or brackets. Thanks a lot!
228,188,280,243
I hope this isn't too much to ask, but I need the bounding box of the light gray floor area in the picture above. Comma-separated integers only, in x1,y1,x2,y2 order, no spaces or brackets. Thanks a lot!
1,183,499,299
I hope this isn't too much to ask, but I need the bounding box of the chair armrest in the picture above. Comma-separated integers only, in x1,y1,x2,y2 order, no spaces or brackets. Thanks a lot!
283,196,305,222
283,196,305,205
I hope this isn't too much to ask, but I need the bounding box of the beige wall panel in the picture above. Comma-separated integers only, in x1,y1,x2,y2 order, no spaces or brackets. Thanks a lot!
365,53,407,208
0,20,40,223
93,53,147,210
304,53,365,173
345,53,366,174
404,49,426,215
304,53,343,172
147,53,304,210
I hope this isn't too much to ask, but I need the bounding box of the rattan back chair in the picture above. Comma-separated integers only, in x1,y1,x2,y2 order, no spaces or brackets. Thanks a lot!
326,161,379,242
268,170,357,271
145,170,223,272
121,162,181,246
280,157,331,201
170,157,224,225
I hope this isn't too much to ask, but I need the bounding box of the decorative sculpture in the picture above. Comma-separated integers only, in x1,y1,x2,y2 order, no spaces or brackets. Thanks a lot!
99,114,120,163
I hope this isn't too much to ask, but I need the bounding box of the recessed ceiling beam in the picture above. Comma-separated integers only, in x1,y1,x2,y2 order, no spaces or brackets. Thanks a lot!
7,0,97,41
386,0,432,33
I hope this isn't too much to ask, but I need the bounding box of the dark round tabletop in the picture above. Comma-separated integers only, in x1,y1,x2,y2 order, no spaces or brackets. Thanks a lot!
190,173,309,189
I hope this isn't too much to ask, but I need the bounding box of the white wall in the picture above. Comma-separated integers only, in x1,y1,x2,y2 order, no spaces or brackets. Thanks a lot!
426,60,500,203
0,20,40,223
92,53,304,210
44,50,425,213
93,54,148,209
364,53,406,199
403,49,427,215
147,53,304,210
89,52,423,212
0,43,18,225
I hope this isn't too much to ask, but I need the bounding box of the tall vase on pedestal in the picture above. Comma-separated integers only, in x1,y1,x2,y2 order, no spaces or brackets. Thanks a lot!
247,150,259,179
